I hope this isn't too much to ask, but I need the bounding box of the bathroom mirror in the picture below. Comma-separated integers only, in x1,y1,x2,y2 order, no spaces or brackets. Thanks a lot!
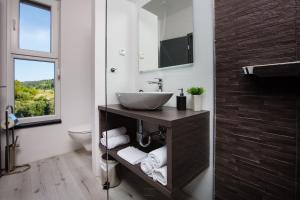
138,0,194,72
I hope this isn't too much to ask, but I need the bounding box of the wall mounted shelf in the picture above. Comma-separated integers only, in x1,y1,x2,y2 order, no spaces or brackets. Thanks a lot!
242,61,300,77
98,104,210,198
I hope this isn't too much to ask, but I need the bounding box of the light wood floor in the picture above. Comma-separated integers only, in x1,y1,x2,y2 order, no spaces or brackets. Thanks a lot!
0,150,172,200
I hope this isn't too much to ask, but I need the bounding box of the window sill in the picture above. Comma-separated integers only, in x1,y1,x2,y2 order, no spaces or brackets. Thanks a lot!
15,119,62,129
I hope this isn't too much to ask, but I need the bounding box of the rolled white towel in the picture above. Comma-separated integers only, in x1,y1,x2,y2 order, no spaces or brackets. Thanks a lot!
149,146,167,169
102,127,126,138
153,166,167,186
101,135,130,149
117,146,147,165
140,157,154,177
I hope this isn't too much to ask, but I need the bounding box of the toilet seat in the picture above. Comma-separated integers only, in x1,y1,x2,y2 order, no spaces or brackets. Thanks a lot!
68,124,92,152
68,124,91,134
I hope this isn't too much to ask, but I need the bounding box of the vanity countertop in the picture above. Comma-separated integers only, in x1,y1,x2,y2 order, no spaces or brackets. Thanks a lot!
98,104,209,127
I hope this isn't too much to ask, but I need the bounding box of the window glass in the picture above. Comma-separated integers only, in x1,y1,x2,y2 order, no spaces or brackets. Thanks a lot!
19,1,51,52
14,59,55,118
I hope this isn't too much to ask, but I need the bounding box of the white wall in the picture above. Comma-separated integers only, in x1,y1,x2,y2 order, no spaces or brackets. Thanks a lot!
107,0,138,104
109,0,215,199
0,0,7,169
137,1,214,199
91,0,139,176
92,0,106,176
0,0,93,165
93,0,215,199
0,0,7,117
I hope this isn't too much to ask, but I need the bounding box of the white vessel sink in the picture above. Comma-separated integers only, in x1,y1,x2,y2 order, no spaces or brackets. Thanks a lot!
116,92,173,110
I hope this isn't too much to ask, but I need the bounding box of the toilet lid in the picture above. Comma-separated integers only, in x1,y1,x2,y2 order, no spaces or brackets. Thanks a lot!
68,124,91,133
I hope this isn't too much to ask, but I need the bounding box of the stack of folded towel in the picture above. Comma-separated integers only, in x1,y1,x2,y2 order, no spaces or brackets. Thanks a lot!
101,127,130,149
140,146,168,186
117,146,147,165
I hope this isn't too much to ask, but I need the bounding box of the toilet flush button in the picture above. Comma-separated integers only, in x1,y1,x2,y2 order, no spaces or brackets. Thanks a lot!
119,49,126,56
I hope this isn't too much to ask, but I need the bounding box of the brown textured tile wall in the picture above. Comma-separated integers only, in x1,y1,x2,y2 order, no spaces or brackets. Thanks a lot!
296,1,300,198
297,105,300,198
297,0,300,58
215,0,300,199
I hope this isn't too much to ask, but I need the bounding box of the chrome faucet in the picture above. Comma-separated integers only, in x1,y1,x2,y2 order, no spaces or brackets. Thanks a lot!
148,78,163,92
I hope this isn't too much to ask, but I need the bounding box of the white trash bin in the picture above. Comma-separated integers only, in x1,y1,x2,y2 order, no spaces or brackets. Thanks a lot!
100,153,120,188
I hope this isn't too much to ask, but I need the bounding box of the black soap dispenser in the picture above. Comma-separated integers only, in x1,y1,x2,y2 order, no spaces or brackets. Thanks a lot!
177,88,186,110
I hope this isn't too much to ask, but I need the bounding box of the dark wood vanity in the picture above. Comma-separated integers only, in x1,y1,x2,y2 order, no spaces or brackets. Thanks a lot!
98,104,209,198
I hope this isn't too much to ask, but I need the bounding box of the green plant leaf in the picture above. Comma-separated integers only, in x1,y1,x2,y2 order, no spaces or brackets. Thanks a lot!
186,87,204,95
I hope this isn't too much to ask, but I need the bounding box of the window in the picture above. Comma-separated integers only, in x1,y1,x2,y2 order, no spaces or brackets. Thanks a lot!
8,0,60,125
14,59,55,118
19,1,51,52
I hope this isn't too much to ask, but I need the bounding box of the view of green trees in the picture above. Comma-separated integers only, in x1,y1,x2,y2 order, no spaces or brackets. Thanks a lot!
15,79,55,118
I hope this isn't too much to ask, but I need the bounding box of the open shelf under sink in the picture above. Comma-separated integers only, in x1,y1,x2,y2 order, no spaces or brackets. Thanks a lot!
98,104,210,198
99,143,171,196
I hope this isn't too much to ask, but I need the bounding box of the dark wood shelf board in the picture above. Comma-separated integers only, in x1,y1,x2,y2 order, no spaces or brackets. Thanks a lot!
98,104,210,197
98,104,209,127
242,61,300,77
99,144,172,197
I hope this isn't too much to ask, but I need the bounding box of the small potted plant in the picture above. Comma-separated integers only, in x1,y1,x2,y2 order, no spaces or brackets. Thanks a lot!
187,87,204,111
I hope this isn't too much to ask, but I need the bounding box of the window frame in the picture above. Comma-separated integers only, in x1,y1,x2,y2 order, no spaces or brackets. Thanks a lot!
7,0,61,125
10,0,59,59
10,55,61,124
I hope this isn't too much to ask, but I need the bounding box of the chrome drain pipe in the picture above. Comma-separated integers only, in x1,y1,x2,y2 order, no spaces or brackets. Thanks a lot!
136,120,151,148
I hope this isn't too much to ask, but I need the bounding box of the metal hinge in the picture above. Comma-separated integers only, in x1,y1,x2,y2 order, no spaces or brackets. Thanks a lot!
103,181,110,190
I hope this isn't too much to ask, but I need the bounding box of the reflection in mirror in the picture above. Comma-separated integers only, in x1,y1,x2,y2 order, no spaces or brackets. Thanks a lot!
138,0,194,72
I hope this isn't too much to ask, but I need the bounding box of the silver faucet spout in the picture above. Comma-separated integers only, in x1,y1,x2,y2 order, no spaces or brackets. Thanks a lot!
147,78,163,92
147,81,158,84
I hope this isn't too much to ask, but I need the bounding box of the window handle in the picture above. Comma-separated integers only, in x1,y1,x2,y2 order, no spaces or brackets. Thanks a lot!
12,19,16,31
57,68,61,80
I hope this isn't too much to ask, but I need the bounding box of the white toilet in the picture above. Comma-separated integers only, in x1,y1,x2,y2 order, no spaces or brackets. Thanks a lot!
68,124,92,152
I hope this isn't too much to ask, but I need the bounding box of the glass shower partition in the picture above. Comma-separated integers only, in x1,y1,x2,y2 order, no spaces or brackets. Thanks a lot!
103,0,212,200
